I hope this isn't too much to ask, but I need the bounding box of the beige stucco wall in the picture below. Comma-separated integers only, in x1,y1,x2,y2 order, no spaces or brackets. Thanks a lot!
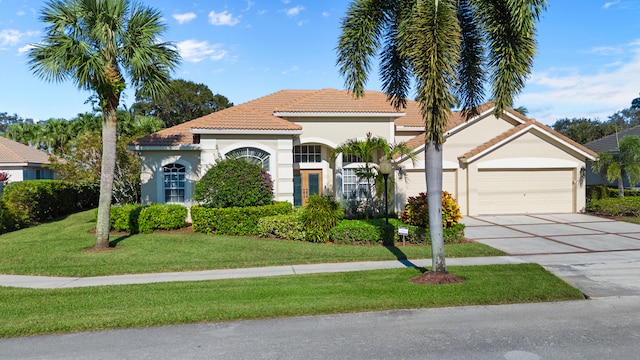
291,117,395,147
139,150,201,205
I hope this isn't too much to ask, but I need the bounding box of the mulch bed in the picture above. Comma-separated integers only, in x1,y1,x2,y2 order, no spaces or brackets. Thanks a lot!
409,271,466,285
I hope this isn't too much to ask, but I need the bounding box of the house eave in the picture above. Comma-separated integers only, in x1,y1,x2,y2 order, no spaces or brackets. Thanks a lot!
273,112,405,118
127,144,202,151
190,129,303,135
396,126,424,132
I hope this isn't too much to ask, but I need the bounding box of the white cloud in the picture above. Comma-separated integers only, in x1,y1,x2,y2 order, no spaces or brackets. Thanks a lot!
244,1,255,11
282,0,291,4
285,5,305,17
173,12,196,25
17,10,25,16
177,39,227,63
18,44,35,54
603,1,620,9
282,65,300,74
0,29,22,46
322,11,330,17
518,40,640,124
208,11,240,26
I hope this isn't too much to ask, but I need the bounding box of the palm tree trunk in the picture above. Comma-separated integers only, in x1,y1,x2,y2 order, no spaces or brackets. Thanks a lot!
425,140,446,273
618,178,625,197
94,106,118,249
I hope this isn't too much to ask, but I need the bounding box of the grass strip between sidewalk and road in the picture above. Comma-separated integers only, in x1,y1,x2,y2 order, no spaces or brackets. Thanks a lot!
0,263,585,338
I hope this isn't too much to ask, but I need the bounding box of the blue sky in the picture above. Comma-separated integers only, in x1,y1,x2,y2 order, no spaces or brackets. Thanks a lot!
1,0,639,125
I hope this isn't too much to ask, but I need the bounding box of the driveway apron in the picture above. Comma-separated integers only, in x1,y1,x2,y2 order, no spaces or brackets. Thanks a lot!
464,213,640,297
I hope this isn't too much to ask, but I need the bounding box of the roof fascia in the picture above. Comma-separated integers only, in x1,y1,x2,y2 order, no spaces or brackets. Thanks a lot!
127,144,202,151
273,112,405,118
191,129,303,135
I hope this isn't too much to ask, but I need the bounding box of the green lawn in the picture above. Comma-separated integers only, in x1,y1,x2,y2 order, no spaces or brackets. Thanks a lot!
0,264,584,338
0,210,503,277
0,210,585,338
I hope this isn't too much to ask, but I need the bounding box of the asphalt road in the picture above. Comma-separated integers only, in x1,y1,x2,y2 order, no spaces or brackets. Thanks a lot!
2,296,639,360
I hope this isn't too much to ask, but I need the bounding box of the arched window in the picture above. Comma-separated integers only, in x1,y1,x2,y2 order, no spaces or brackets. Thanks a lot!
163,163,186,203
226,147,270,171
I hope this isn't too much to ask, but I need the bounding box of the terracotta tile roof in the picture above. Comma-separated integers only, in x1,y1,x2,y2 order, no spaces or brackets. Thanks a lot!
0,136,51,164
132,88,407,147
274,88,401,113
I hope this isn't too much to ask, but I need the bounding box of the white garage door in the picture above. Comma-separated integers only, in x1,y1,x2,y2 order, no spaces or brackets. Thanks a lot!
477,169,574,214
405,169,457,198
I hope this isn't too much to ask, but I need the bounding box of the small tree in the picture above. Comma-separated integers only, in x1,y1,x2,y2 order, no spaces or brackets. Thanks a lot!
592,135,640,197
194,158,273,208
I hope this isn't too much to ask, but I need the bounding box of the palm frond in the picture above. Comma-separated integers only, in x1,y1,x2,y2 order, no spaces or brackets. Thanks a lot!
456,0,485,118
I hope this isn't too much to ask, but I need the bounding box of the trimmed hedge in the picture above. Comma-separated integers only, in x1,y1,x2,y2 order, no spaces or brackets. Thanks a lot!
586,185,640,201
329,219,394,245
138,204,188,233
1,180,98,228
110,204,144,233
586,197,640,216
389,219,466,245
257,212,306,241
192,202,293,235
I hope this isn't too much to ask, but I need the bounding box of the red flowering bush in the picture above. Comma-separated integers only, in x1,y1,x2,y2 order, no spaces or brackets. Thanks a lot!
400,191,462,228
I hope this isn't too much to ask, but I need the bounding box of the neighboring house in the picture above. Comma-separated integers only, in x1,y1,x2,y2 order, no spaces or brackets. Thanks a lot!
583,126,640,188
130,88,597,215
0,136,54,188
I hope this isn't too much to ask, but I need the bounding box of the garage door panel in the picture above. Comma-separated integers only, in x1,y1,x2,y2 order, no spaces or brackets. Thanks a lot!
478,169,573,214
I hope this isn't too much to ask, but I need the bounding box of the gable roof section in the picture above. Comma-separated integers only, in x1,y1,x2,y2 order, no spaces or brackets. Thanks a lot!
458,119,598,163
0,136,51,165
583,125,640,153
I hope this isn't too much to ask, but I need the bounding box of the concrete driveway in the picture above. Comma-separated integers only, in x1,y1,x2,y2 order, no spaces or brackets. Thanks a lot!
463,213,640,297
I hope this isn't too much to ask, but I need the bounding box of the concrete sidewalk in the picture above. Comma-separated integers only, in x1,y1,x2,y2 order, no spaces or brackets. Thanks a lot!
0,256,523,289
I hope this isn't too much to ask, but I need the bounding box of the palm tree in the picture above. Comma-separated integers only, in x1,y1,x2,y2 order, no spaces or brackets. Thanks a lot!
592,135,640,197
28,0,180,249
337,0,546,275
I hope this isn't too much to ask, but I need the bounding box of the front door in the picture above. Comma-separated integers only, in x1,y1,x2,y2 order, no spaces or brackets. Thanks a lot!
293,170,322,206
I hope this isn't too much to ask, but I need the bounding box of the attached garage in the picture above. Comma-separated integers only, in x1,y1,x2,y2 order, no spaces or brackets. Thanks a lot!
476,168,575,214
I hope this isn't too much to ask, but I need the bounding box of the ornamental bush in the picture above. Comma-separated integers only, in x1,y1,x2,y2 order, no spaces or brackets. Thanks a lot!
192,201,292,235
194,158,273,208
400,191,461,229
257,211,306,241
300,195,343,243
586,197,640,216
137,204,188,233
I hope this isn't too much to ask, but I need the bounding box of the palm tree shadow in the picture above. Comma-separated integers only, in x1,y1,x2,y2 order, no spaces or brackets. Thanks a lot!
384,245,427,273
109,234,131,248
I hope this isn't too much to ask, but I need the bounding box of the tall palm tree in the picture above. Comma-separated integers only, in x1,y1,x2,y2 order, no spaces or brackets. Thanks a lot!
592,135,640,197
337,0,546,274
28,0,180,249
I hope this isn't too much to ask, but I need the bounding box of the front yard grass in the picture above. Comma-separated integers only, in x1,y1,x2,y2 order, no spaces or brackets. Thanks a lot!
0,264,584,338
0,210,503,277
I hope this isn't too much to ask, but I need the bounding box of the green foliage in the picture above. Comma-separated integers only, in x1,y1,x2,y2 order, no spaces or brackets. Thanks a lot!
591,135,640,197
133,79,233,127
194,158,273,208
137,204,188,234
0,198,19,234
329,219,394,245
300,195,344,243
191,202,292,236
389,219,466,245
109,204,144,233
257,212,306,241
400,191,462,228
586,197,640,217
1,180,98,228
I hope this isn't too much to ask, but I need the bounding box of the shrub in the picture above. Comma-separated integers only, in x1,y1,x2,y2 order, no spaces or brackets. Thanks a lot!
257,211,306,241
0,198,19,234
192,202,292,235
390,218,466,245
586,197,640,216
194,158,273,208
400,191,461,228
329,219,394,245
110,204,145,233
138,204,188,233
300,195,343,243
1,180,99,228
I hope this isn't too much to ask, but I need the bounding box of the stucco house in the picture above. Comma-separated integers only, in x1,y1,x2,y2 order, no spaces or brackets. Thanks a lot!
0,136,54,189
130,88,597,216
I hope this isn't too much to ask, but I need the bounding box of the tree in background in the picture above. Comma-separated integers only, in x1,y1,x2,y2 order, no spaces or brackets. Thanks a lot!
28,0,180,249
133,79,233,127
337,0,546,279
0,113,33,134
591,135,640,197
